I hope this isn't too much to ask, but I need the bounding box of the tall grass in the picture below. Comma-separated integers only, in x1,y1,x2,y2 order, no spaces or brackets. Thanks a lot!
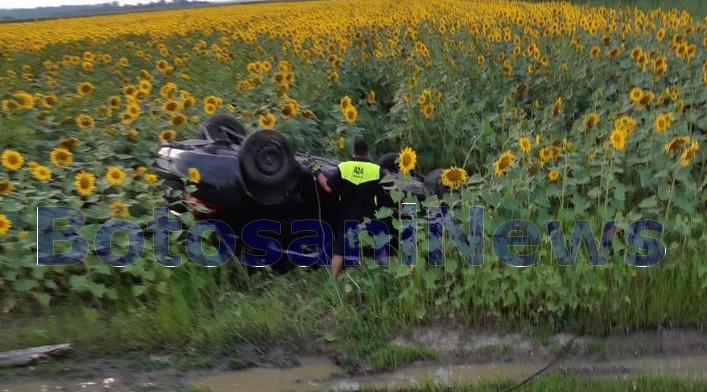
358,375,707,392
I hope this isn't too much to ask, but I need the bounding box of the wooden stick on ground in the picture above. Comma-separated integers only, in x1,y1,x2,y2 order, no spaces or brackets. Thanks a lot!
0,343,71,368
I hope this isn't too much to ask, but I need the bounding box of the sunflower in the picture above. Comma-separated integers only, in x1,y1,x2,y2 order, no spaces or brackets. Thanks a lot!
0,179,14,195
124,85,137,97
343,106,358,124
204,103,217,115
76,114,94,130
14,91,35,109
339,95,352,111
656,28,666,41
31,165,51,182
398,147,417,174
562,138,574,152
654,113,673,133
610,129,626,151
590,46,601,58
518,136,532,153
629,87,644,104
74,171,96,197
679,142,699,168
125,129,139,141
302,109,316,119
156,60,169,73
0,214,11,236
548,169,560,182
162,100,179,114
171,114,187,126
367,90,376,105
188,167,201,183
281,100,299,118
132,166,147,178
145,173,159,185
515,83,528,98
421,103,435,119
1,150,24,171
58,137,80,151
258,112,276,130
539,147,553,162
664,136,691,156
126,104,141,118
441,166,468,189
138,79,152,94
106,166,126,186
630,46,642,60
337,136,345,151
552,97,563,116
50,147,73,168
639,91,654,108
110,200,130,219
583,112,599,130
614,115,637,136
42,94,57,108
493,151,515,177
77,82,94,96
159,130,177,142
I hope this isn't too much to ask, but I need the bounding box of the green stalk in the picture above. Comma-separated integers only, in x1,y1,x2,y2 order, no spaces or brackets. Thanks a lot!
664,164,679,219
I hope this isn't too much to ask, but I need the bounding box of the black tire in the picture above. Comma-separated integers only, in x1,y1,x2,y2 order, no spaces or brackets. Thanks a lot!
240,130,299,205
424,168,447,197
377,152,399,173
200,114,247,144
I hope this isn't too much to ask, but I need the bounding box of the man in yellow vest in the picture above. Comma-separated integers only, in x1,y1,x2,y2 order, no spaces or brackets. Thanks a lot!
310,136,384,279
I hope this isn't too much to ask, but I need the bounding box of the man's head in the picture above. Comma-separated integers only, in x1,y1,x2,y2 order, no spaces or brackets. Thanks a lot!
351,136,369,158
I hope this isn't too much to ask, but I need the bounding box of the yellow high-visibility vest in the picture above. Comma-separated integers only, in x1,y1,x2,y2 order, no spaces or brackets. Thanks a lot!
338,161,380,185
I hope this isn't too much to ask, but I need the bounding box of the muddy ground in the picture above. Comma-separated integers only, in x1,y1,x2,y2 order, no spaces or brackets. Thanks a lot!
1,327,706,391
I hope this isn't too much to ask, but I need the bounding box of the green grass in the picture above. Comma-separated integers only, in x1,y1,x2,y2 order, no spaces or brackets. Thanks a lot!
586,339,610,360
0,268,331,357
359,375,707,391
2,244,706,370
368,345,437,372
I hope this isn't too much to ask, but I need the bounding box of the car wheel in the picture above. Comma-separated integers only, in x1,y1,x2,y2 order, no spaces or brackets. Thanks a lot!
200,114,247,144
377,152,399,173
240,130,299,205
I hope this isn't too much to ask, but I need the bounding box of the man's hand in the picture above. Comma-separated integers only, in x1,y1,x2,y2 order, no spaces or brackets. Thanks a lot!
309,160,321,175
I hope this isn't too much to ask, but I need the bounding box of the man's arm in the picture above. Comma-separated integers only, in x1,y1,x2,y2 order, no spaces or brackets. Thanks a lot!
310,160,337,194
316,171,333,194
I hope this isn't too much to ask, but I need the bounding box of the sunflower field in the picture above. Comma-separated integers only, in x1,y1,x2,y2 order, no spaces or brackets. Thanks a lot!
0,0,706,333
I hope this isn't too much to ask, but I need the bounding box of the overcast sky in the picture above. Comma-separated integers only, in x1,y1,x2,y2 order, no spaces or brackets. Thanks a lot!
0,0,236,9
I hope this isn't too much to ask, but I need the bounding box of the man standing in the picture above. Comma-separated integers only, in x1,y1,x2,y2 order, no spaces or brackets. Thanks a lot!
310,136,384,279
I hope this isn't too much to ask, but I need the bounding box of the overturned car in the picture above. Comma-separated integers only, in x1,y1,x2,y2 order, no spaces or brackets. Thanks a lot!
153,114,446,269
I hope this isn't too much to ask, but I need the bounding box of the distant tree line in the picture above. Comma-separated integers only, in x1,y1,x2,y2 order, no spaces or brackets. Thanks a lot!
0,0,216,22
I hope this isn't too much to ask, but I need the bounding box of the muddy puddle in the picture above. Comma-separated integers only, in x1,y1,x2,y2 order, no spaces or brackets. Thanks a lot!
2,355,707,392
190,355,707,392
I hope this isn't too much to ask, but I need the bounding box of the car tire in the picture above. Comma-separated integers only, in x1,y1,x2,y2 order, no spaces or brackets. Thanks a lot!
377,152,399,173
200,114,247,144
240,130,299,205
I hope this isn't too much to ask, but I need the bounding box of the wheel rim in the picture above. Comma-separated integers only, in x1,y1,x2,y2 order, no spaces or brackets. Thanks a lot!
254,141,284,176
